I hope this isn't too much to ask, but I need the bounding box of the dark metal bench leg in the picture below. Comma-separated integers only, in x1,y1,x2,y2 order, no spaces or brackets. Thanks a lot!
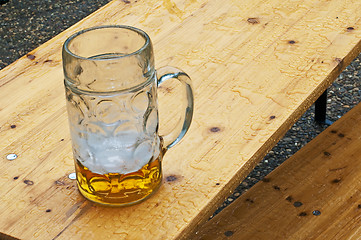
315,89,333,125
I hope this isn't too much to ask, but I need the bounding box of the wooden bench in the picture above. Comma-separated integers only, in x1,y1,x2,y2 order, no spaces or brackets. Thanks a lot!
191,101,361,239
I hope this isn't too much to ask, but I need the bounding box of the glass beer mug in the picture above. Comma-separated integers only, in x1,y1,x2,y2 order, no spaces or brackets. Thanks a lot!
62,25,193,206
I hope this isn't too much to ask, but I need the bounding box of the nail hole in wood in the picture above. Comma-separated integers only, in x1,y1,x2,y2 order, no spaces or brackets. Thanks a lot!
209,127,221,133
247,17,260,24
27,54,36,60
331,178,341,184
323,151,331,157
224,231,234,237
55,180,65,186
23,180,34,185
159,86,173,93
335,58,343,66
166,175,178,182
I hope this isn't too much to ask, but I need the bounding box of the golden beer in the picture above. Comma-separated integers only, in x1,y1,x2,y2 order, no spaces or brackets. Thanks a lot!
75,154,163,206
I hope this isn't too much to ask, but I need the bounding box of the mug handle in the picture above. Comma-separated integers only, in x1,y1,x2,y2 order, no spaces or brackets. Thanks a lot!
157,66,194,150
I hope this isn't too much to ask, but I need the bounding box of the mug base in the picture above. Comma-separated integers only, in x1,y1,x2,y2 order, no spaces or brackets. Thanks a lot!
74,158,163,207
77,179,162,207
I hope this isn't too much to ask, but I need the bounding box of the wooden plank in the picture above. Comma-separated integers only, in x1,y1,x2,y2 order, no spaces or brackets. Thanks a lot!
0,0,361,239
190,101,361,240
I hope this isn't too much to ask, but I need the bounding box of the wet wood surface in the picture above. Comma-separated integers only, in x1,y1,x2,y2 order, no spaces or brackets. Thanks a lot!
191,100,361,240
0,0,361,239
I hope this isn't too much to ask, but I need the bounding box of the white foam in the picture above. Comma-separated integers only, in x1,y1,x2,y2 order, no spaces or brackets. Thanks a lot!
72,126,159,175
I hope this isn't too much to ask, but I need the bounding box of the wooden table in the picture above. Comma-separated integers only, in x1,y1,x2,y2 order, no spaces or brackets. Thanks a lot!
1,0,360,239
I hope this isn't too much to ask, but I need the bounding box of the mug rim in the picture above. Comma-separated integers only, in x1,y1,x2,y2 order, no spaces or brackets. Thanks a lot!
63,25,151,61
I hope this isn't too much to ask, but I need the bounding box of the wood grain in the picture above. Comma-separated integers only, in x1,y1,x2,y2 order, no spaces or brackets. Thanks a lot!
0,0,361,239
191,98,361,240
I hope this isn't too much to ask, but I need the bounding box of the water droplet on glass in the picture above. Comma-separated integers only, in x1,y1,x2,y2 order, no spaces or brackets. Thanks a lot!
68,172,76,180
7,153,17,160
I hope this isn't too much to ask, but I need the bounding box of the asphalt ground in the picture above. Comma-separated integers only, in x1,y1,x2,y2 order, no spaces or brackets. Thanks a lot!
1,0,360,216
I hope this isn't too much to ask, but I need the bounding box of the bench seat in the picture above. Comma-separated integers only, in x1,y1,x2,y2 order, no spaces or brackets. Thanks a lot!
191,102,361,239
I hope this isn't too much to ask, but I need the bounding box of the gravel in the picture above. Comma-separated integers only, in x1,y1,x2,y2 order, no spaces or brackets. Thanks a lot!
1,0,360,216
0,0,111,69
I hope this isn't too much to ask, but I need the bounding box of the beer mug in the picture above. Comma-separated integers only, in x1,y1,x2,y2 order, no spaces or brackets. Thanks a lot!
62,25,193,206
